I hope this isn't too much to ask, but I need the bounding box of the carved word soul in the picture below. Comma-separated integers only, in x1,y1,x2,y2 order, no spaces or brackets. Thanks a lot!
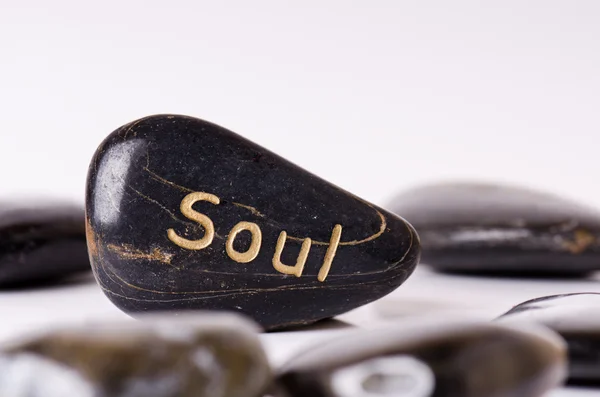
166,192,342,282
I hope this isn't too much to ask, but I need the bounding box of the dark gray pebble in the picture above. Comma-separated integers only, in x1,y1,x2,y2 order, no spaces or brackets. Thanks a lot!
388,182,600,275
0,201,90,287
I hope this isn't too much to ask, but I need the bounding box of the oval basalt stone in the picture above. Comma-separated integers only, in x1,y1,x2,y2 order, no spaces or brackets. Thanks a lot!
0,201,90,287
497,293,600,384
277,319,567,397
387,182,600,275
85,115,420,330
0,312,271,397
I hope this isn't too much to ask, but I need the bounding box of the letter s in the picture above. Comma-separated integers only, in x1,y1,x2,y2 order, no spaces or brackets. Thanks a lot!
167,192,220,250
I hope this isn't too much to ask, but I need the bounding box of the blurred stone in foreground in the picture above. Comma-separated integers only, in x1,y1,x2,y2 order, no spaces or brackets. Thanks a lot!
498,292,600,384
0,312,271,397
277,318,566,397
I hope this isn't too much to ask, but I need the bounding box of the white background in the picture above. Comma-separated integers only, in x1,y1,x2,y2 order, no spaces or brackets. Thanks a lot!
1,1,599,396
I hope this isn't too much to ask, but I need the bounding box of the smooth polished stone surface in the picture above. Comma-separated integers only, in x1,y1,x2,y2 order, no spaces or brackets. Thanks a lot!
0,201,90,287
0,312,270,397
86,114,419,330
498,293,600,384
388,182,600,275
277,319,567,397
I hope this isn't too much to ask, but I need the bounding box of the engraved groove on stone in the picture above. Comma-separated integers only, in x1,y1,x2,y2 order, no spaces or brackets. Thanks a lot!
97,271,410,304
97,260,409,300
107,243,174,265
143,166,387,247
288,210,386,247
231,203,266,218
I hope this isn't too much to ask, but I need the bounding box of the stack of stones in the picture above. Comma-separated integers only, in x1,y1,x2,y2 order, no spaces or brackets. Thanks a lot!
1,114,599,396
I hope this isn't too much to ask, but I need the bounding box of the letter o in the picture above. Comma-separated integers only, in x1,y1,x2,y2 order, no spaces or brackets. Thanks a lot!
226,221,262,263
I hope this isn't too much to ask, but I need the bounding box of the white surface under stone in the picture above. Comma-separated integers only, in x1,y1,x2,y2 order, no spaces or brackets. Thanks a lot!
0,267,598,396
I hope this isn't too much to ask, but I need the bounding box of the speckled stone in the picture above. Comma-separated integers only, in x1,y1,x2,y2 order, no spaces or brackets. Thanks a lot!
85,114,420,330
387,182,600,275
0,312,271,397
498,293,600,384
0,201,89,287
277,319,566,397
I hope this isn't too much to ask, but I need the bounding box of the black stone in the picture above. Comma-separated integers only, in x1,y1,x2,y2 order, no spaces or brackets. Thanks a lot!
387,182,600,275
0,201,90,287
85,114,419,330
0,312,271,397
277,319,566,397
498,293,600,384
